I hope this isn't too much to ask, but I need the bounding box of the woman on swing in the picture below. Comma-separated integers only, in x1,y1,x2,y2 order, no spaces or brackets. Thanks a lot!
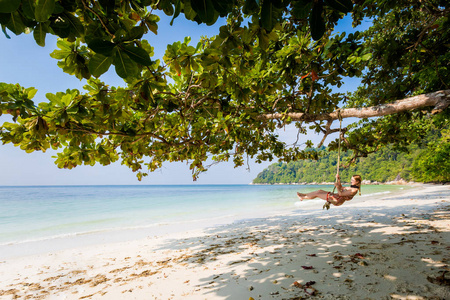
297,174,362,206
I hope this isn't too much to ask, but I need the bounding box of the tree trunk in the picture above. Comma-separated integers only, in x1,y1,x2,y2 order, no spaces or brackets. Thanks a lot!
259,90,450,122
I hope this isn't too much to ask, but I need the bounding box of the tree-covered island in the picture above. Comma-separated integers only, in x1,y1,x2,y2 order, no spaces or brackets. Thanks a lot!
0,0,449,180
252,127,450,185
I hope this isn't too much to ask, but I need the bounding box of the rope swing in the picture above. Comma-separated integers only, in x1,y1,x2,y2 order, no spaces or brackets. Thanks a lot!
323,112,343,210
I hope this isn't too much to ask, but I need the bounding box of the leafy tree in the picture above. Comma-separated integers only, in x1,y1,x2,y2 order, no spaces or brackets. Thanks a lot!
411,127,450,182
0,0,449,180
253,124,449,184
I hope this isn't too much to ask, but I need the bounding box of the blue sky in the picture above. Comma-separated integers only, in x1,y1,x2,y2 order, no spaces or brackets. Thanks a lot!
0,12,367,185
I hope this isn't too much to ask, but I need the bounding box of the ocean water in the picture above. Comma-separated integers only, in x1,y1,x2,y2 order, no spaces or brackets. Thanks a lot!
0,184,413,252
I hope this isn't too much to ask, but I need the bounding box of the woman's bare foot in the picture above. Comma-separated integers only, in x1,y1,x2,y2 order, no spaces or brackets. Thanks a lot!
297,192,305,200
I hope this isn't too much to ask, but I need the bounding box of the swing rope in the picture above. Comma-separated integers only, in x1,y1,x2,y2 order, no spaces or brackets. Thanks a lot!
333,115,343,192
323,111,342,210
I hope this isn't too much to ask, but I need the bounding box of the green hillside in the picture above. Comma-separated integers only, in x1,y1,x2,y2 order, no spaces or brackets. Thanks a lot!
253,127,449,184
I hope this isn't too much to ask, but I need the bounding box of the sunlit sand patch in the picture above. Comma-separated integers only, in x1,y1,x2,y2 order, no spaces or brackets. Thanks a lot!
390,294,425,300
421,257,447,268
369,225,423,235
383,274,397,281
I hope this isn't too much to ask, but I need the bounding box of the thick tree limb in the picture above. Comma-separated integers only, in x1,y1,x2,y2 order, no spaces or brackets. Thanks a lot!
259,90,450,122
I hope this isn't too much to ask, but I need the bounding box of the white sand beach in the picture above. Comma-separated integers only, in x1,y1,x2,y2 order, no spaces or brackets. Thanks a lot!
0,184,449,299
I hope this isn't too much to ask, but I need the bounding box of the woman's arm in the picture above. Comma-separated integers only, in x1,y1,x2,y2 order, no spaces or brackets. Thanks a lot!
337,188,358,198
335,175,358,197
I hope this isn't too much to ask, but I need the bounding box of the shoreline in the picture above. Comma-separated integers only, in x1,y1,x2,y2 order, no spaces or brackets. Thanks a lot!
1,184,449,299
0,184,414,259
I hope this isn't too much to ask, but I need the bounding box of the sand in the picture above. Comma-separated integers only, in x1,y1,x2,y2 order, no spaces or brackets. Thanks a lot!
0,184,449,299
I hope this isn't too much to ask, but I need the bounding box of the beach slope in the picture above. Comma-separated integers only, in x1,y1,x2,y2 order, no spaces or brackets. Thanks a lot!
1,184,449,299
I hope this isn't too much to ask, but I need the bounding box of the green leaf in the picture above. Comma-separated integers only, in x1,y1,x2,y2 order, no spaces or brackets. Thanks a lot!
170,0,181,26
258,29,270,51
347,55,356,64
292,0,312,20
183,1,197,21
242,0,258,15
87,39,116,56
50,18,70,38
260,1,274,31
145,16,158,35
21,0,35,19
122,45,151,66
362,53,372,61
0,0,21,13
127,26,146,41
27,88,38,99
191,0,215,24
53,2,64,14
33,23,46,46
310,1,325,41
50,39,72,59
60,94,73,107
324,0,352,13
35,0,55,22
161,1,174,16
0,12,11,25
89,53,113,77
98,0,115,14
63,12,84,38
114,50,138,79
6,11,25,35
212,0,232,16
1,24,11,38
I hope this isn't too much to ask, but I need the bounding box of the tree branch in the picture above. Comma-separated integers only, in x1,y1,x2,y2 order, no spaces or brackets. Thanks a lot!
317,119,342,148
258,90,450,122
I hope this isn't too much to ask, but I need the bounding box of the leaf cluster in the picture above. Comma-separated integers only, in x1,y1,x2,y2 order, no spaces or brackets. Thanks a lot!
0,0,353,81
0,0,449,181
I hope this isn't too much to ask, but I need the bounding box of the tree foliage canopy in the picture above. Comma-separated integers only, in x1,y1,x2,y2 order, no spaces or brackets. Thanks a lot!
0,0,449,180
253,122,450,184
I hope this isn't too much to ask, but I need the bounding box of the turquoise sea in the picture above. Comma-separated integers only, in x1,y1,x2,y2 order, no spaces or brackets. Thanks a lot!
0,184,414,255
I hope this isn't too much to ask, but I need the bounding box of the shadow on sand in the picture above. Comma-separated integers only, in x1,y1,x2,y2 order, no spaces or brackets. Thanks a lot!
153,198,450,299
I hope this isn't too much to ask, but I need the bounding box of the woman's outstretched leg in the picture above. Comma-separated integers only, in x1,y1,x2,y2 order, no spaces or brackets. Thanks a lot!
297,190,329,201
297,190,341,206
